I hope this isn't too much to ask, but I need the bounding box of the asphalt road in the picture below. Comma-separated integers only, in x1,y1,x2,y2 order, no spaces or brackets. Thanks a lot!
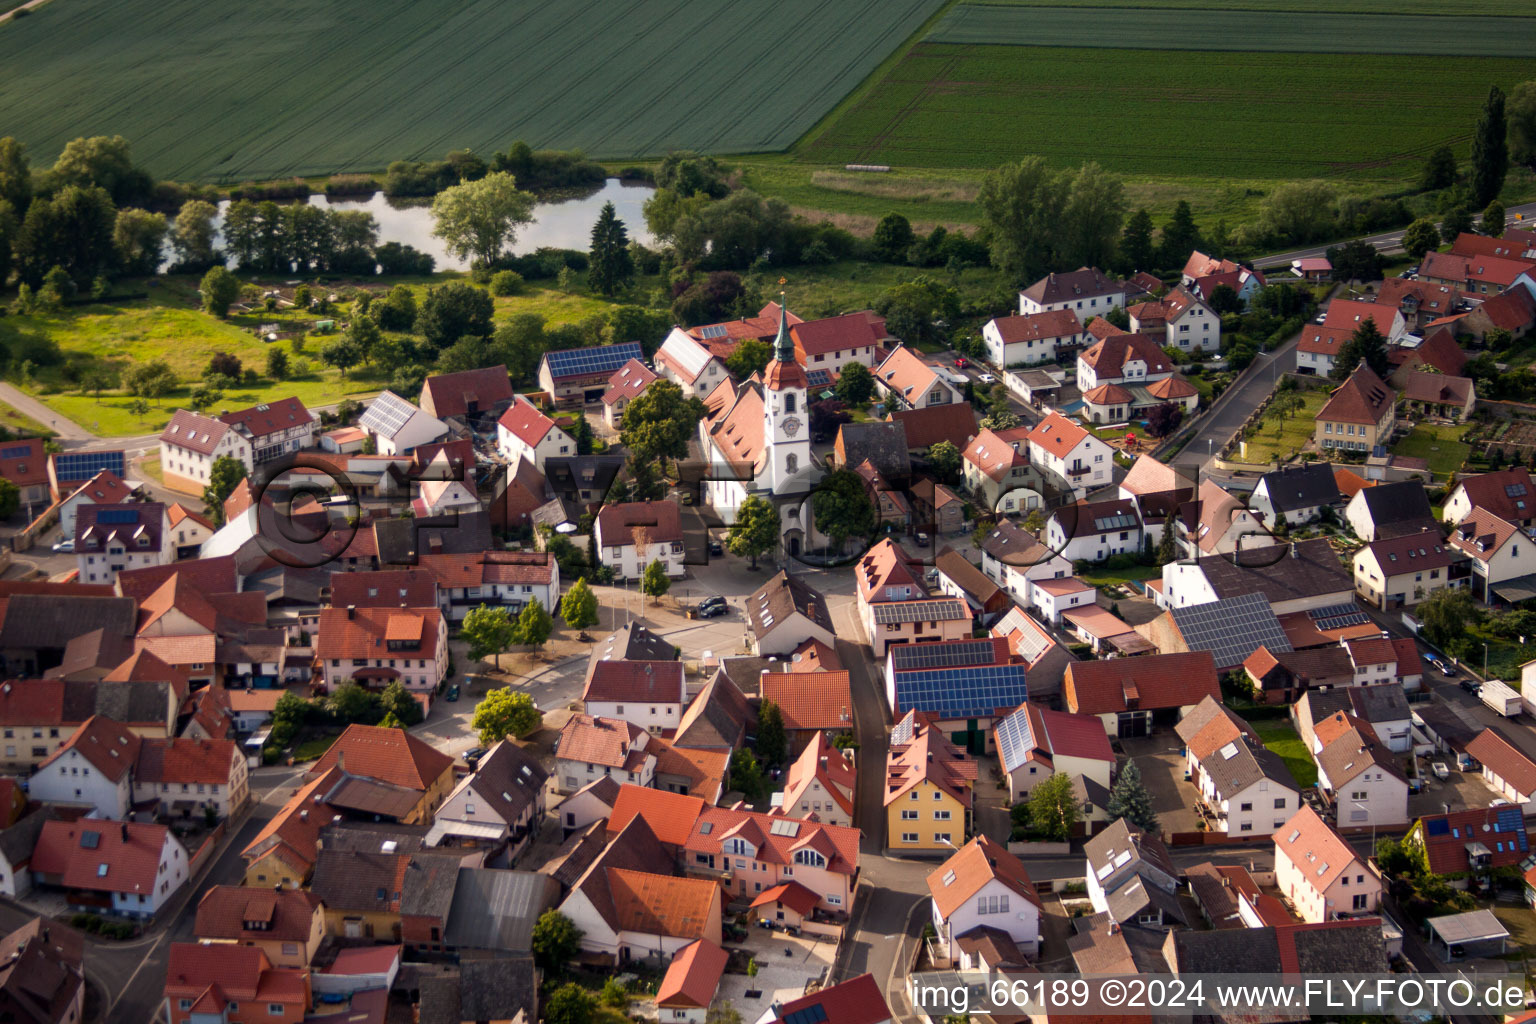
1253,202,1536,270
1169,332,1300,478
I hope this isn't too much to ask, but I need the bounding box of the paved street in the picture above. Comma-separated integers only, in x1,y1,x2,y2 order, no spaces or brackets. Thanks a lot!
1169,332,1299,478
1252,201,1536,270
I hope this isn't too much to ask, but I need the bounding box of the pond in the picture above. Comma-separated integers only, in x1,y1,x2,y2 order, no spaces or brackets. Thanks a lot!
192,178,657,273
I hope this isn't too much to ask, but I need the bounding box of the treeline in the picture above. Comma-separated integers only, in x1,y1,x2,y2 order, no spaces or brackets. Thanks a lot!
384,141,606,198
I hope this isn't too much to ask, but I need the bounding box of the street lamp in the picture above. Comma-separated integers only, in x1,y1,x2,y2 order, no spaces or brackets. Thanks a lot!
1484,642,1490,680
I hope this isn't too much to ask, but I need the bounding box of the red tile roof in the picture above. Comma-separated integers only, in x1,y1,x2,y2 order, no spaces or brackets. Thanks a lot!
1146,376,1198,400
780,732,855,816
1065,652,1220,715
874,346,949,404
1448,507,1521,559
1028,412,1093,460
242,766,342,876
884,719,977,807
117,556,239,603
656,938,729,1009
989,309,1082,344
328,569,439,609
791,310,886,356
856,538,925,603
42,715,140,781
194,885,321,943
33,819,173,894
760,671,853,731
0,438,48,488
691,804,860,876
559,715,651,771
1400,370,1473,408
750,881,820,918
771,974,890,1024
887,403,978,451
159,410,233,456
602,359,657,406
1412,806,1529,875
315,605,441,661
1476,287,1536,332
1274,805,1361,893
217,397,314,439
1452,467,1536,523
1323,298,1399,336
583,660,685,704
1078,333,1171,378
497,397,562,447
596,500,683,546
1466,728,1536,796
607,867,719,939
135,737,239,786
420,366,512,419
1297,324,1352,357
927,835,1043,919
66,470,132,508
1422,249,1534,289
964,428,1028,482
1318,365,1395,426
307,724,453,791
607,784,706,847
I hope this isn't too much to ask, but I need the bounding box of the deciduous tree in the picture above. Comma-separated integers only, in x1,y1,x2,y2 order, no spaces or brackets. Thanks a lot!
873,213,915,263
321,336,362,380
560,577,600,630
0,137,30,215
834,361,874,405
531,911,583,977
1439,207,1475,245
927,440,962,484
726,337,772,379
472,688,541,744
200,266,240,317
1027,772,1079,842
430,171,536,266
203,456,247,526
812,469,876,549
727,495,780,569
729,749,766,799
0,479,19,521
641,559,671,604
1510,80,1536,169
15,184,117,288
1402,219,1441,261
379,680,423,727
415,281,495,349
620,379,705,468
1420,145,1458,192
112,208,166,276
511,599,552,649
1483,200,1507,238
462,604,516,669
978,156,1069,282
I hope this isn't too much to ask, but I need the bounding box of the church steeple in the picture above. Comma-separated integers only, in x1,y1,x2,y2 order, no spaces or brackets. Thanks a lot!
763,286,807,391
773,291,794,364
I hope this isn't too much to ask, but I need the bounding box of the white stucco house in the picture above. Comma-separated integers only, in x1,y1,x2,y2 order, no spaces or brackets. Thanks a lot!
927,836,1042,959
595,501,686,580
1274,805,1380,923
497,397,576,471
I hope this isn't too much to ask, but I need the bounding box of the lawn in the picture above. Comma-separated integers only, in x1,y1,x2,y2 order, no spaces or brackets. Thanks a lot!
1226,389,1328,466
0,400,55,439
798,44,1536,186
0,0,947,180
1249,719,1317,789
1392,422,1472,480
927,7,1536,56
1076,561,1162,590
292,733,339,763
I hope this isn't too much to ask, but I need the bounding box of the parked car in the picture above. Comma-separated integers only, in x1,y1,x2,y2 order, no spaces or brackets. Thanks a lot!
915,531,931,545
1441,663,1458,678
445,685,460,702
708,539,724,556
1314,312,1327,324
953,356,968,368
1460,679,1481,694
697,596,728,618
462,747,486,766
1432,762,1449,780
977,373,997,385
51,538,74,554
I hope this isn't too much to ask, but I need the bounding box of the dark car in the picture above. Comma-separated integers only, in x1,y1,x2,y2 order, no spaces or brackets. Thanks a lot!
697,596,728,618
445,684,460,702
1460,679,1480,694
462,747,486,766
708,539,724,556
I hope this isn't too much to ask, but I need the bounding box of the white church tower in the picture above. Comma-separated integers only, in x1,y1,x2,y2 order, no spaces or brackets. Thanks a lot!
761,294,813,495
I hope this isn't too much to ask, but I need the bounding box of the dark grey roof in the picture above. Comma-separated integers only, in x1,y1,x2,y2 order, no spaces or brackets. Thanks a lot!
0,807,55,867
1413,702,1477,749
399,853,463,919
1170,921,1387,974
1316,727,1406,786
541,821,609,894
673,673,753,751
1106,872,1187,927
405,965,462,1024
714,657,771,697
747,571,835,641
459,956,536,1023
1290,923,1388,972
1185,865,1245,930
63,680,172,726
1084,820,1182,926
0,597,137,652
1197,539,1351,606
245,565,328,607
444,869,560,952
590,623,676,676
1170,928,1280,972
836,422,911,481
1200,736,1298,801
1357,481,1436,536
373,509,492,566
464,741,549,825
1349,683,1411,723
1299,688,1354,724
1068,912,1170,973
1259,463,1342,513
543,455,625,503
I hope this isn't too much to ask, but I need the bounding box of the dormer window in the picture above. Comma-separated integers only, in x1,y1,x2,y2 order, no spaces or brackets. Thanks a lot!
794,849,825,868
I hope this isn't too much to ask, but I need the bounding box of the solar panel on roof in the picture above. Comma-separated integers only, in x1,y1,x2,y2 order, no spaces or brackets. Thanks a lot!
1497,807,1528,850
783,1006,828,1024
893,664,1028,718
52,450,126,479
1426,818,1451,836
995,705,1037,772
806,369,833,388
889,715,916,746
699,324,730,340
544,342,643,380
871,600,968,625
360,393,416,437
889,639,998,670
1508,484,1528,498
1170,593,1291,669
0,445,31,460
1092,512,1138,532
95,508,139,524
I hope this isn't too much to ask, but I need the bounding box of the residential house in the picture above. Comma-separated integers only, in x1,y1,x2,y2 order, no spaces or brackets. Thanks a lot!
165,504,215,558
852,459,911,530
1165,918,1388,977
1353,527,1469,609
419,365,513,422
306,827,470,948
1400,370,1476,421
427,740,549,862
759,670,855,752
554,715,656,795
988,601,1075,693
884,711,976,852
1128,286,1220,353
496,397,576,472
582,660,686,733
56,471,134,540
1159,538,1353,616
1461,286,1536,341
1344,634,1421,689
1176,696,1299,836
1064,651,1221,738
1444,467,1536,529
75,503,171,585
872,346,963,410
162,943,309,1024
32,819,188,918
656,938,728,1024
538,342,645,405
1250,464,1342,529
982,309,1084,367
1182,251,1265,297
307,725,456,825
1324,298,1407,342
1421,249,1534,297
595,501,685,579
655,329,730,399
193,885,326,969
1315,721,1409,829
357,391,448,456
240,768,341,888
1315,366,1396,454
1084,820,1185,928
1294,686,1413,755
158,411,253,494
1027,413,1114,498
1045,497,1142,563
1347,479,1438,541
926,836,1043,959
979,519,1073,612
216,398,317,466
601,359,657,428
673,673,754,753
1138,592,1295,672
1387,326,1468,381
133,737,249,819
652,740,728,803
776,733,854,828
417,549,560,622
994,701,1115,804
1274,806,1380,922
1446,508,1536,602
1179,478,1265,557
314,604,449,700
763,975,891,1024
1064,604,1148,656
883,638,1025,754
856,538,925,631
962,426,1038,514
0,439,50,514
0,916,84,1024
1465,728,1536,813
745,570,835,656
887,404,978,454
0,676,176,770
1297,325,1353,376
1405,807,1530,884
28,716,139,819
933,548,1012,624
1019,267,1127,316
1075,332,1174,391
0,808,48,898
790,310,889,376
832,422,911,481
1376,278,1463,333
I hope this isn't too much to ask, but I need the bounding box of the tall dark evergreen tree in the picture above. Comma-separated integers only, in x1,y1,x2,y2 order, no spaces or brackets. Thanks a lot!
587,201,634,297
1157,200,1200,270
1120,208,1155,273
1330,318,1389,381
1471,85,1509,208
1105,760,1159,833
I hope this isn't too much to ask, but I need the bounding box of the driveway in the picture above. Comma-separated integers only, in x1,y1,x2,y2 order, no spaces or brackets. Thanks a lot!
1119,733,1202,835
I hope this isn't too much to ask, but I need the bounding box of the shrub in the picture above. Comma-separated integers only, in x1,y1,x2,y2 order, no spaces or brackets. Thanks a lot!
490,270,524,296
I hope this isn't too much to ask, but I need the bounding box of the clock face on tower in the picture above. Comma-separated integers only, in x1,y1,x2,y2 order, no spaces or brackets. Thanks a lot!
783,416,802,437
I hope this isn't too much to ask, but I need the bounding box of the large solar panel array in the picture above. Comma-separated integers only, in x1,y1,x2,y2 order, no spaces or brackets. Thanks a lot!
889,638,1000,671
95,508,140,524
994,705,1038,772
893,664,1028,718
0,444,32,460
1091,512,1138,532
1169,592,1291,669
52,449,125,480
543,342,643,380
359,392,417,438
870,599,969,625
1309,602,1371,631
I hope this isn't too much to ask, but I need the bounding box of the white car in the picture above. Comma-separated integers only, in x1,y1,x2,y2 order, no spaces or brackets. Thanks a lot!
1431,762,1449,780
977,373,998,385
51,538,74,554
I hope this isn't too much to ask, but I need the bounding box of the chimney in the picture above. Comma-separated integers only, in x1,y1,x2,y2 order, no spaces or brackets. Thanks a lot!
347,604,356,619
1108,921,1119,934
120,822,128,842
337,750,345,772
300,809,308,822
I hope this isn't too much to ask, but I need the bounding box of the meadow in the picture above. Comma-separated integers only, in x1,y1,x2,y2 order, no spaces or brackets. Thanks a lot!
927,7,1536,56
797,45,1536,184
0,0,946,181
956,0,1533,12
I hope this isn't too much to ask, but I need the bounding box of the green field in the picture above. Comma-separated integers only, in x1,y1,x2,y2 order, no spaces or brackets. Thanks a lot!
954,0,1533,13
927,7,1536,56
0,0,946,181
799,44,1536,182
1392,422,1473,480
